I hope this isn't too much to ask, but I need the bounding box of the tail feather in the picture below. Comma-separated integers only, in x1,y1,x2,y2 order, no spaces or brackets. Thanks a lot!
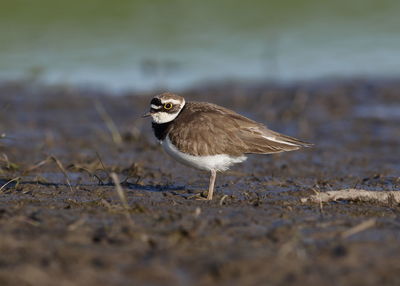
241,127,313,154
268,130,313,148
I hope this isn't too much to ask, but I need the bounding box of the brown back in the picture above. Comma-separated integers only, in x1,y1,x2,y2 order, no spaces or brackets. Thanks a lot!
166,102,311,157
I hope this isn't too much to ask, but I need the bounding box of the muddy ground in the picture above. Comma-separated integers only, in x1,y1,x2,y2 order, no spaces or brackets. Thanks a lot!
0,79,399,286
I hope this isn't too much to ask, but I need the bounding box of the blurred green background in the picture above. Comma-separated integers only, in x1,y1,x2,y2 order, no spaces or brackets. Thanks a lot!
0,0,399,91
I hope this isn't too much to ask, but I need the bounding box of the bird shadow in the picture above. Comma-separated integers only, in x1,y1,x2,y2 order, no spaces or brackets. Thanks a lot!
0,178,188,194
122,182,186,193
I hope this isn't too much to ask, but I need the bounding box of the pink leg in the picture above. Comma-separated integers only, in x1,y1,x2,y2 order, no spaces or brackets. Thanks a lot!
207,170,217,200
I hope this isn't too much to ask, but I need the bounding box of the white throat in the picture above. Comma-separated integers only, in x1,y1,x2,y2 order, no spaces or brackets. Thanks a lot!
151,99,185,124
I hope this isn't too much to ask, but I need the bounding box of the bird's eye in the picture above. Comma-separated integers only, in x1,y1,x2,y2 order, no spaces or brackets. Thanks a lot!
164,103,173,110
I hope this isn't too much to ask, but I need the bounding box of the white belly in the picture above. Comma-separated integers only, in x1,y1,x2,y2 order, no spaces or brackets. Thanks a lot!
162,136,247,172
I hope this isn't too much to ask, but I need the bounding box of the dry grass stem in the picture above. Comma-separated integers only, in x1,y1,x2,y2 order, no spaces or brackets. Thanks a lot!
95,151,112,184
219,195,228,206
1,153,9,166
301,189,400,204
110,172,134,225
341,219,376,238
312,187,324,215
100,199,113,211
95,152,108,174
95,101,123,146
67,216,87,231
76,167,105,185
0,177,21,194
23,156,74,192
24,157,52,173
50,156,74,192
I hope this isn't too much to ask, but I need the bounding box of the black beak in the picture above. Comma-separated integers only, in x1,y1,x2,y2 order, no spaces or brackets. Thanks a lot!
142,112,151,118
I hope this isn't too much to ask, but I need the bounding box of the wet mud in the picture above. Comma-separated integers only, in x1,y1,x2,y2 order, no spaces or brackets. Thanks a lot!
0,79,399,285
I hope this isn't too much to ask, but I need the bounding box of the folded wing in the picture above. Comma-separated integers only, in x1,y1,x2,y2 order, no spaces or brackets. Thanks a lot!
238,126,313,154
169,102,312,156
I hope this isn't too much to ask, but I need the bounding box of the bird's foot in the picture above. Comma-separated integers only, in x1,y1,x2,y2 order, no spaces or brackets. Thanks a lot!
187,191,210,200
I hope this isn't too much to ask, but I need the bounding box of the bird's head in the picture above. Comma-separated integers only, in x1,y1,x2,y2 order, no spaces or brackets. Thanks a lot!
143,92,186,124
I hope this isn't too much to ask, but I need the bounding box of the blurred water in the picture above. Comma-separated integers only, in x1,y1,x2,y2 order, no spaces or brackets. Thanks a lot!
355,105,400,120
0,0,399,92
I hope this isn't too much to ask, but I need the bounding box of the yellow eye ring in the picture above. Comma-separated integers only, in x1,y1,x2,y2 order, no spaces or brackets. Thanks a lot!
164,103,173,110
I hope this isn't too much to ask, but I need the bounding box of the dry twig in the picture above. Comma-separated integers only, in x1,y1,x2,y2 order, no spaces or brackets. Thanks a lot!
301,189,400,204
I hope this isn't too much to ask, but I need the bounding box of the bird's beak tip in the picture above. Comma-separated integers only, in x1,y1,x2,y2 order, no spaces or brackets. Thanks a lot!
142,112,151,118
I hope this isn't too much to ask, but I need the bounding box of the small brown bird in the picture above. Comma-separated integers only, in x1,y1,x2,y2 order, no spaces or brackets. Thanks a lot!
144,92,312,200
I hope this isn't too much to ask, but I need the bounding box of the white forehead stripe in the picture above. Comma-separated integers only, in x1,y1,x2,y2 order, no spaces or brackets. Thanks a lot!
160,99,182,105
151,104,162,109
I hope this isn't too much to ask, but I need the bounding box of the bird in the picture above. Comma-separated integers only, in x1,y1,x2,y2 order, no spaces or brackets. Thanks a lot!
143,92,312,200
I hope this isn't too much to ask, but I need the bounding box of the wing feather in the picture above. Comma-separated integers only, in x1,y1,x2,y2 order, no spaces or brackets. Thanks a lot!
168,102,312,156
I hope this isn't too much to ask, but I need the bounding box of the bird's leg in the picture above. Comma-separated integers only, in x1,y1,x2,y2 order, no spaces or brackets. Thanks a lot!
207,170,217,200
